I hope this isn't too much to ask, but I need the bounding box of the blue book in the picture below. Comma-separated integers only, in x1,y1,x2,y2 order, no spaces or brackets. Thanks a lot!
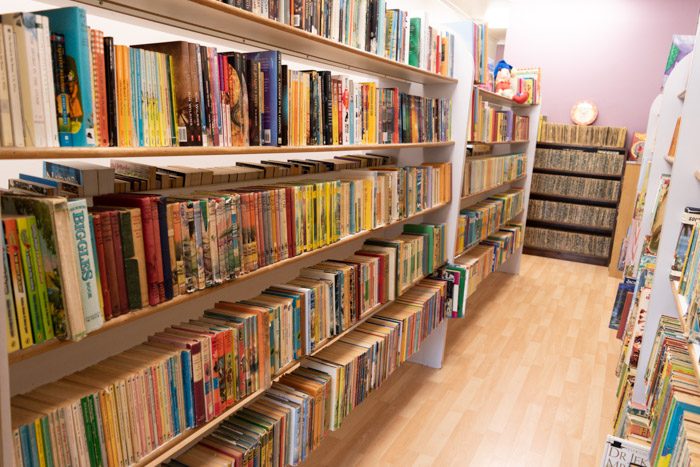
39,7,94,146
243,51,280,146
166,357,181,435
179,350,195,428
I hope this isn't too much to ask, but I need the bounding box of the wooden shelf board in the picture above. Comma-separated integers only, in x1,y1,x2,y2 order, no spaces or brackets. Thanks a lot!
523,246,609,266
0,141,454,160
460,175,527,205
529,192,619,207
536,141,626,153
532,167,623,180
136,386,268,466
8,202,449,365
68,0,456,85
525,219,614,236
468,140,530,146
473,86,535,108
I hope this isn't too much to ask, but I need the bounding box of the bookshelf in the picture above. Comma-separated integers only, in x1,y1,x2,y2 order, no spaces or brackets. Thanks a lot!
0,0,480,464
617,41,700,407
524,141,627,266
7,201,449,365
0,142,455,160
56,0,458,85
471,87,534,108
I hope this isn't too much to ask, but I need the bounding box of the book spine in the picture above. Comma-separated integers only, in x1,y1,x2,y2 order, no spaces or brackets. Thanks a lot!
15,216,47,342
108,211,128,314
157,199,174,300
98,212,122,317
3,219,33,348
189,43,203,146
91,214,112,320
2,25,23,146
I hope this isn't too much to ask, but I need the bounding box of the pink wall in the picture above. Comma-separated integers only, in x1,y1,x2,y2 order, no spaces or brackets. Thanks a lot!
504,0,700,144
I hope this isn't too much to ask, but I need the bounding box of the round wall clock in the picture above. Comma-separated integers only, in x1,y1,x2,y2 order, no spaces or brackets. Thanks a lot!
570,100,599,126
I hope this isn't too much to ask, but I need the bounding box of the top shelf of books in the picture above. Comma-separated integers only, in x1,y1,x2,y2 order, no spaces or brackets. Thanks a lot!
82,0,458,85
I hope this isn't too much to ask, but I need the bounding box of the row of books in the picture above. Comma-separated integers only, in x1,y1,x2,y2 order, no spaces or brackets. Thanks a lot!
670,413,700,466
455,223,525,297
9,222,448,465
219,0,455,77
168,274,450,466
469,95,530,143
524,227,611,258
670,207,700,339
461,152,526,198
531,173,621,202
469,22,488,84
1,7,451,149
454,189,524,255
643,316,699,466
3,162,452,352
527,199,617,230
537,120,627,149
534,147,625,177
608,278,636,335
10,154,394,197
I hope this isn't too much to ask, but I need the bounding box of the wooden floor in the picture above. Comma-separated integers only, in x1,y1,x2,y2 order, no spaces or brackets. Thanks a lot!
303,254,622,466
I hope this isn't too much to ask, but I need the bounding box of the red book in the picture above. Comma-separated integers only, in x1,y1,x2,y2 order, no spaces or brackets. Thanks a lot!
617,291,634,340
97,211,122,316
90,29,109,147
91,213,113,320
355,251,387,303
107,211,129,314
93,194,164,305
283,186,296,258
253,192,265,267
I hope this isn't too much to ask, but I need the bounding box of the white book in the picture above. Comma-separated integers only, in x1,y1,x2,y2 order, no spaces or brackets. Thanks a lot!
376,0,386,57
357,0,367,51
330,0,340,42
67,199,104,333
2,13,47,147
36,15,58,147
2,24,24,146
0,30,12,146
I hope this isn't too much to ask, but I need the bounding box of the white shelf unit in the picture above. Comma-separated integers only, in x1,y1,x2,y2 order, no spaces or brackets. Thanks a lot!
624,24,700,405
0,1,494,465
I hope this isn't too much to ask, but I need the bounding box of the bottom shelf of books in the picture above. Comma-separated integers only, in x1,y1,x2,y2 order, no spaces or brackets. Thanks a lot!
10,221,458,466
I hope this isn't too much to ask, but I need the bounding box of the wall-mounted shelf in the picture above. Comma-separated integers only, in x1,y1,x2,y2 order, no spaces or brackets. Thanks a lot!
525,219,614,236
529,192,619,207
71,0,457,85
460,175,527,206
0,141,455,161
467,140,529,146
532,167,623,180
473,86,535,108
453,209,524,259
535,141,626,153
8,201,449,365
522,246,609,266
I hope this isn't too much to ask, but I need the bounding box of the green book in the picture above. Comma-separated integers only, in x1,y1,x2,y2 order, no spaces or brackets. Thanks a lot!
15,215,49,343
27,216,54,341
408,17,421,67
403,224,435,274
117,210,142,310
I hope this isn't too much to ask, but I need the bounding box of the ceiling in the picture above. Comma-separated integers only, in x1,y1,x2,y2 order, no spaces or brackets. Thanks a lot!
447,0,509,43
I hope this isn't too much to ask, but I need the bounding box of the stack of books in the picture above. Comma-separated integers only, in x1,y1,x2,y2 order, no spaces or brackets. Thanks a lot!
9,222,448,465
461,152,526,197
537,120,627,149
534,148,625,176
527,200,618,230
454,189,524,254
454,223,524,296
11,154,394,195
2,162,452,353
0,7,452,149
531,173,621,202
220,1,456,77
469,91,530,143
524,227,611,258
166,274,450,466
